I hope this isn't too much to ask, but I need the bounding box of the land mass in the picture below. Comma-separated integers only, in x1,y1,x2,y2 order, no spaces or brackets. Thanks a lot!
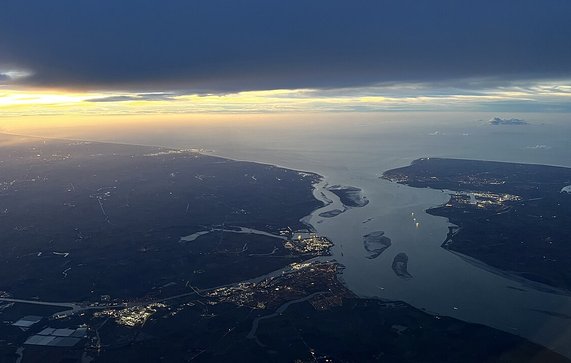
363,231,392,259
0,133,323,301
326,185,369,208
1,139,568,362
384,157,571,290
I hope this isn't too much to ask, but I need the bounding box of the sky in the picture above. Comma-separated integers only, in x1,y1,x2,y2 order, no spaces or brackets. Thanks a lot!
1,0,571,131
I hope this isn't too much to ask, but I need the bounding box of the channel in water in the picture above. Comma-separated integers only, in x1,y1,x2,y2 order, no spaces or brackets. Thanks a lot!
193,118,571,357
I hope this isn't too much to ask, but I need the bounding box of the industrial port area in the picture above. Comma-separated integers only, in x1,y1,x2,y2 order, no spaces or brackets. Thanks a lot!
0,230,343,362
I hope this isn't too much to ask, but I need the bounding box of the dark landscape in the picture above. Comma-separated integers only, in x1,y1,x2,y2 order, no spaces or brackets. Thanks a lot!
1,136,569,362
2,1,571,361
384,157,571,290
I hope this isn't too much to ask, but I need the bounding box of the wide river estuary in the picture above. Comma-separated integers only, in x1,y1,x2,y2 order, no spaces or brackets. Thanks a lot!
56,113,571,357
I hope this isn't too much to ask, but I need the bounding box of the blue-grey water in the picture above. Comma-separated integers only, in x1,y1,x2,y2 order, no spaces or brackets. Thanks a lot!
44,112,571,356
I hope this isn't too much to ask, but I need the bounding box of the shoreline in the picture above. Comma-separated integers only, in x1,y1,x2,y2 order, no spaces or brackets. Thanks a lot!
5,133,571,359
0,132,325,181
383,157,571,292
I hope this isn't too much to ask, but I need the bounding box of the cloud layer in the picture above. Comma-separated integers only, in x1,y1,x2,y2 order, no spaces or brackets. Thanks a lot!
1,1,571,92
489,117,528,125
86,93,177,102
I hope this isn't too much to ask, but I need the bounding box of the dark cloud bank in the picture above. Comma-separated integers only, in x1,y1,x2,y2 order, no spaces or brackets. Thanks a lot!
86,93,177,102
1,0,570,92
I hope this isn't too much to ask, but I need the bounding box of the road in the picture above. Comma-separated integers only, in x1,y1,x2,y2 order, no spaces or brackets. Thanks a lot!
0,297,115,318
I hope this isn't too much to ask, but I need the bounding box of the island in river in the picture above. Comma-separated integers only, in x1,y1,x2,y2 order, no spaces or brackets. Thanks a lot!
1,136,569,362
384,157,571,291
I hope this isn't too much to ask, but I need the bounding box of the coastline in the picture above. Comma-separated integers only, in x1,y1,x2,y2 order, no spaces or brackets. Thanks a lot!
5,133,571,359
383,157,571,292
